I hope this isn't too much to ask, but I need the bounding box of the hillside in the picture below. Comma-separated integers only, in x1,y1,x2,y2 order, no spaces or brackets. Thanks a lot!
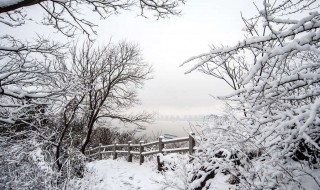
67,157,233,190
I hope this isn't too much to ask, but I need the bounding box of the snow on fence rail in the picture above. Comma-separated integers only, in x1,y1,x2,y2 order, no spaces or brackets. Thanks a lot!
85,132,196,165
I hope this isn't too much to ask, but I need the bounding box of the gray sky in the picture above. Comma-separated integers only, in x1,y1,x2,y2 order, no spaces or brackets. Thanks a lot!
2,0,258,117
94,0,257,116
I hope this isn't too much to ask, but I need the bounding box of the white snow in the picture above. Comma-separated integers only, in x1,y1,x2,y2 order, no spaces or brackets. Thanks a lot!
68,158,164,190
68,156,237,190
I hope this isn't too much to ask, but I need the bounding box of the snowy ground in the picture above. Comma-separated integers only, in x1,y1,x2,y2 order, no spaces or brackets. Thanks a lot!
68,157,235,190
68,158,164,190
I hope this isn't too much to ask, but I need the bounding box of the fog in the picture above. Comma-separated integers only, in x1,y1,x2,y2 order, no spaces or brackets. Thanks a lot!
94,0,257,117
2,0,257,136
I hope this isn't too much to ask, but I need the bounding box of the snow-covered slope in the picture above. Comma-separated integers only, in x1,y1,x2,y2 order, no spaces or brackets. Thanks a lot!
68,158,164,190
67,156,237,190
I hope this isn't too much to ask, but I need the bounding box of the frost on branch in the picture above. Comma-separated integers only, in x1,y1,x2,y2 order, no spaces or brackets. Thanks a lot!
0,0,178,188
0,0,185,37
0,36,72,189
182,0,320,189
69,41,153,153
0,36,68,125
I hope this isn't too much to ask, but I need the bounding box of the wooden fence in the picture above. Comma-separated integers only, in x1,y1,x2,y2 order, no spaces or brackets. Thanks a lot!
85,132,196,165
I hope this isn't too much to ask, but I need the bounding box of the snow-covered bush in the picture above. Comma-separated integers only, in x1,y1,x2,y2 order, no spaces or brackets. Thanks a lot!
58,148,87,184
160,112,319,189
0,138,58,190
156,153,191,190
181,1,320,189
155,119,247,190
190,114,320,189
0,0,186,189
188,114,246,189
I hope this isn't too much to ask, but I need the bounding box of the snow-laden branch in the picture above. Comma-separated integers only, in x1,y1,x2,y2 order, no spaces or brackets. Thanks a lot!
181,1,320,189
181,11,320,78
0,0,185,37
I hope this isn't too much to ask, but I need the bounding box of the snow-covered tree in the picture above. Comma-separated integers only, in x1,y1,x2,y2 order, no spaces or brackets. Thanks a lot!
0,42,71,188
182,0,320,189
0,37,68,124
67,41,152,153
0,0,185,124
0,0,185,37
0,0,184,188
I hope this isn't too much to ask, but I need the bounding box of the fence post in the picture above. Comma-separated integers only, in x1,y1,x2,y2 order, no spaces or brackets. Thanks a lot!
139,141,144,165
113,143,117,160
128,141,132,162
157,154,164,172
157,136,164,171
189,132,195,154
159,136,164,154
98,143,102,160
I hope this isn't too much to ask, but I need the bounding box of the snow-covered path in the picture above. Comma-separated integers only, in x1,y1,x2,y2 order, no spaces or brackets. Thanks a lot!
68,158,164,190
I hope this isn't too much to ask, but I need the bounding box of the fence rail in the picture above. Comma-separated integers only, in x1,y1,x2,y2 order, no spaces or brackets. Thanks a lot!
85,132,196,165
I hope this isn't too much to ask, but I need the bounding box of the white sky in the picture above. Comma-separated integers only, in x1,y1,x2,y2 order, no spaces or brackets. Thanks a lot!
94,0,257,116
2,0,259,117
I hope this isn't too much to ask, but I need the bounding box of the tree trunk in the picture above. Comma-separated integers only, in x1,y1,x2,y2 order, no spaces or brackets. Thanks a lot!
0,0,44,13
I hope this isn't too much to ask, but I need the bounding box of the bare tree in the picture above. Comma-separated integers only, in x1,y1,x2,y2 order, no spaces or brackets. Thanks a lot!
0,0,185,37
69,41,152,153
0,36,73,188
0,0,184,126
0,37,68,124
0,0,183,188
88,127,146,146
